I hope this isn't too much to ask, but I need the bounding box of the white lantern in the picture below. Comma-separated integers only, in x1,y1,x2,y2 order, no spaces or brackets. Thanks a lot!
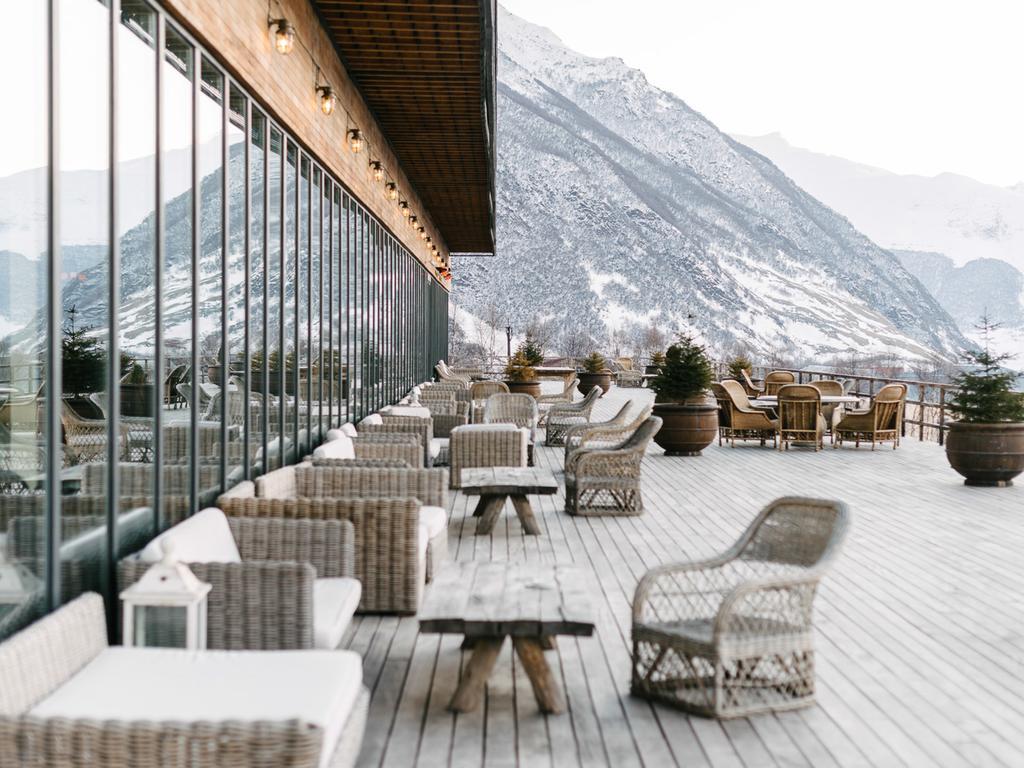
120,539,211,650
0,542,42,610
409,385,422,405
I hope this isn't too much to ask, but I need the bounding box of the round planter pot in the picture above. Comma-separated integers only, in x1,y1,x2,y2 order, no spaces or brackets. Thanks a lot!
652,402,719,456
120,383,155,417
505,380,541,399
578,372,612,396
945,421,1024,487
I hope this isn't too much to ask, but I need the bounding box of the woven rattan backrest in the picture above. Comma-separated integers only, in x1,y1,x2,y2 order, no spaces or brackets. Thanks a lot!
623,416,663,452
295,465,448,507
741,369,759,390
872,384,906,430
778,385,821,431
80,462,219,495
764,370,796,395
720,379,753,410
579,386,602,409
0,593,107,716
812,380,844,396
471,380,509,400
738,497,849,569
483,393,537,428
710,383,733,427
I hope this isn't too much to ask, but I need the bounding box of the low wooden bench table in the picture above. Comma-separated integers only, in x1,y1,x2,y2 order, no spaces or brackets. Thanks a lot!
419,562,596,713
461,467,558,535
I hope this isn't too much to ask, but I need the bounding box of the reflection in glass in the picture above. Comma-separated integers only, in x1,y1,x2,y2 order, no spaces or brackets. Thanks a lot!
297,156,309,454
266,128,282,470
249,110,266,473
284,143,297,461
226,85,247,485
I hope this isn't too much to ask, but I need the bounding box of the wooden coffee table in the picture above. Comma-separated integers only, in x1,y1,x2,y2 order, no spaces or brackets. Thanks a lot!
460,467,558,535
419,562,596,713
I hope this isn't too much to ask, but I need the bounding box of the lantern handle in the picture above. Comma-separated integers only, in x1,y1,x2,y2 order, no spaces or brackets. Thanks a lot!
160,538,179,566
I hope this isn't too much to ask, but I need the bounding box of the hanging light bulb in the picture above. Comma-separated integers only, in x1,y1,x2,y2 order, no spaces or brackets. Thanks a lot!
317,85,336,116
270,18,295,55
399,201,410,217
370,161,384,182
347,128,364,153
409,215,418,228
385,182,398,200
420,229,428,240
425,235,432,245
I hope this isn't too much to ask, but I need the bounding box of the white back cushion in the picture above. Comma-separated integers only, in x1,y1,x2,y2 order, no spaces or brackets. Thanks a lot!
313,435,355,460
137,508,241,564
452,423,517,433
359,413,383,427
382,405,431,418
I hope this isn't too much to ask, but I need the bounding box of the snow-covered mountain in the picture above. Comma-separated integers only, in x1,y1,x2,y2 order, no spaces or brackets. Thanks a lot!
737,132,1024,357
735,133,1024,271
453,7,967,362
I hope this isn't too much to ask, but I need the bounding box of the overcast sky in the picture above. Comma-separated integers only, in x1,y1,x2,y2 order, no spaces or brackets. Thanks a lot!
500,0,1024,188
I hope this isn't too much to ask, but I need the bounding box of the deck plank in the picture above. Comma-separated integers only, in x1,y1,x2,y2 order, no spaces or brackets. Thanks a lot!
346,384,1024,767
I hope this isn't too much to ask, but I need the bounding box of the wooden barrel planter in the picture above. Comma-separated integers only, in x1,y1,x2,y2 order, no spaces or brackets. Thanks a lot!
577,372,611,396
505,380,541,399
945,421,1024,487
651,403,719,456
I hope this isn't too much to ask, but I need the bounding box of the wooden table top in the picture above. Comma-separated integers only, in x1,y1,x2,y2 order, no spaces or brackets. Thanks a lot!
751,394,862,406
419,562,596,637
459,467,559,495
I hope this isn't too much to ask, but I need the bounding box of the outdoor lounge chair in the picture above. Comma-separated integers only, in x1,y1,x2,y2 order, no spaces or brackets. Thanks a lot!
470,379,509,422
810,379,847,431
328,424,424,468
564,415,661,516
764,370,796,396
0,592,369,768
834,383,906,450
448,423,530,489
740,369,765,397
537,375,578,407
544,386,601,446
358,412,435,466
631,497,849,718
714,380,778,447
777,384,826,451
562,400,637,465
434,359,471,387
119,507,360,650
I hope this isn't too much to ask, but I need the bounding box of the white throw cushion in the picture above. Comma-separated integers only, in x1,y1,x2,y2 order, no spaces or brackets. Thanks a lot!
339,423,359,438
382,405,431,418
313,578,362,650
359,413,383,427
30,647,362,768
419,505,448,539
313,435,355,461
429,438,444,460
451,423,518,433
137,508,241,564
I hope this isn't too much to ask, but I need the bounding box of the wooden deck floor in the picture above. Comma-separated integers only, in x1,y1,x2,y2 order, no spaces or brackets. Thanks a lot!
344,384,1024,768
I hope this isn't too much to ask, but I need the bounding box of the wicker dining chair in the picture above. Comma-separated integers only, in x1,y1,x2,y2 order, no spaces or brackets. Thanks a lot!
834,383,906,450
537,376,578,407
777,384,826,451
715,380,778,448
764,370,796,396
562,400,637,465
470,380,509,422
434,360,471,387
740,369,765,397
544,386,601,446
631,496,849,718
564,416,661,516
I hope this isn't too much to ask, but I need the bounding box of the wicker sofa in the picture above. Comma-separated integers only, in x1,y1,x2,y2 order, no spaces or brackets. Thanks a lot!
448,423,530,489
119,508,360,651
0,593,369,768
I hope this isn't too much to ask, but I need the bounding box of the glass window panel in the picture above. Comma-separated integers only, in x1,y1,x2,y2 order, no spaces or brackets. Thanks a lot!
311,168,323,440
249,110,266,474
283,142,296,461
297,156,309,453
0,0,49,637
225,84,247,484
331,186,343,426
265,128,282,470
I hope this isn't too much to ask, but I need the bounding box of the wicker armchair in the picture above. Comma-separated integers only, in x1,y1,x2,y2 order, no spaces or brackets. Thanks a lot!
218,490,422,614
810,379,846,431
564,416,661,516
448,424,529,489
0,593,369,768
470,380,509,422
537,376,578,407
834,383,906,450
563,403,652,469
434,360,471,387
359,414,434,466
777,384,826,451
60,401,121,464
616,369,645,388
764,370,796,396
631,497,849,718
740,369,765,397
119,513,357,650
544,386,601,446
714,380,778,448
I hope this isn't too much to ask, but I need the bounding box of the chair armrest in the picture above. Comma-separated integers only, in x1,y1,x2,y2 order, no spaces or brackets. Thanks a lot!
118,559,316,650
312,457,412,469
432,413,468,438
229,517,355,578
631,558,744,625
714,573,822,640
254,465,296,498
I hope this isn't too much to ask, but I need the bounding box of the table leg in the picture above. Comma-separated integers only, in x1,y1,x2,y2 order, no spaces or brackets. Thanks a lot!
513,637,565,714
450,636,505,712
475,495,507,535
471,496,489,518
510,494,541,535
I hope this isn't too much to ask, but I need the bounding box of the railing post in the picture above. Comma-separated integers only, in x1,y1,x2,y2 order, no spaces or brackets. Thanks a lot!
939,385,946,446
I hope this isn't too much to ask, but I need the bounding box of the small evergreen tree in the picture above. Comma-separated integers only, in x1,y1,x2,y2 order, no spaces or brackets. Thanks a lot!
649,335,713,403
519,336,545,367
504,350,537,382
728,354,753,381
649,351,666,369
582,351,607,374
948,317,1024,423
61,305,106,396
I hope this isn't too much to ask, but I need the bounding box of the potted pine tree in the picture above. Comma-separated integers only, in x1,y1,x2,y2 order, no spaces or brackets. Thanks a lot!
945,319,1024,486
645,351,665,376
727,354,754,381
504,350,541,399
649,335,718,456
578,351,612,396
120,359,155,417
521,336,545,367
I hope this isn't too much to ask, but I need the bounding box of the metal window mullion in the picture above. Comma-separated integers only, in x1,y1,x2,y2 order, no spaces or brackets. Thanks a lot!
45,0,62,611
219,71,228,492
260,118,269,473
153,13,165,532
189,51,200,513
326,179,333,428
305,157,312,449
105,0,121,632
242,95,251,480
277,135,285,469
293,146,300,458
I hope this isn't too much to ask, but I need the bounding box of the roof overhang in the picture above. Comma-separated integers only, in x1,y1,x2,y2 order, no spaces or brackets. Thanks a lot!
311,0,496,254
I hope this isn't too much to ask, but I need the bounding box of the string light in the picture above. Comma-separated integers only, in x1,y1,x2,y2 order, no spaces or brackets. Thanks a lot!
409,215,418,228
269,18,295,54
370,161,384,182
317,84,336,115
347,128,364,153
399,201,410,217
385,182,398,200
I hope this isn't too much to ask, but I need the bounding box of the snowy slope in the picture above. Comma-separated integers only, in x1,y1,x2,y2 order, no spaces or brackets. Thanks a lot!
453,7,967,363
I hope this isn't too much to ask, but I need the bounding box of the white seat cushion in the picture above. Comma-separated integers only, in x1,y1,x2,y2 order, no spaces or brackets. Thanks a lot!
382,405,431,418
30,647,363,768
429,437,449,460
313,435,355,461
359,413,383,427
451,423,518,434
339,423,359,438
313,577,362,650
137,508,241,564
419,505,448,539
